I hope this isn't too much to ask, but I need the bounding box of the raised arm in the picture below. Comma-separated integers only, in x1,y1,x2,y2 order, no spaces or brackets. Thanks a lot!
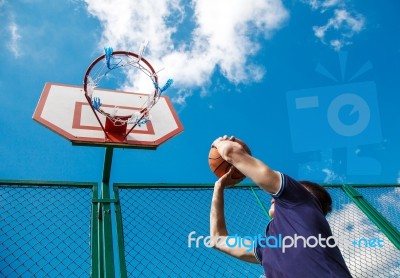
210,169,258,263
212,136,281,194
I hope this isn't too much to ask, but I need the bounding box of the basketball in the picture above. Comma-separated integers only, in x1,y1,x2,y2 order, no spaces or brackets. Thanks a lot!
208,139,251,181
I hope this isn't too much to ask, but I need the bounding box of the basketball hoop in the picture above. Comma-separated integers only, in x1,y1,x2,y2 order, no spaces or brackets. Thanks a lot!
83,47,173,140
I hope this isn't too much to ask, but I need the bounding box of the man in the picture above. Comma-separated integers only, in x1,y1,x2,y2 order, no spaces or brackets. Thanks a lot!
210,135,352,277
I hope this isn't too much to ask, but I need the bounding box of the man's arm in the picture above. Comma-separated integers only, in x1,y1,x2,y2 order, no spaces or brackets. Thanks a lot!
210,170,258,263
212,136,281,194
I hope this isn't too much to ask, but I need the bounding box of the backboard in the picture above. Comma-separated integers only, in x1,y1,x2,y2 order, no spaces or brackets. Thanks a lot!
33,83,183,149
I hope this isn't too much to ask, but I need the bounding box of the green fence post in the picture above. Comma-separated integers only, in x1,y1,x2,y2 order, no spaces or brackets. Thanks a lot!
101,147,116,277
341,184,400,250
113,186,128,277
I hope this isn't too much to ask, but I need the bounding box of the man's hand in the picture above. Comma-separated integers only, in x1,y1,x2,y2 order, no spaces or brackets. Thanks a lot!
215,167,242,189
212,135,248,167
212,134,234,147
212,135,244,157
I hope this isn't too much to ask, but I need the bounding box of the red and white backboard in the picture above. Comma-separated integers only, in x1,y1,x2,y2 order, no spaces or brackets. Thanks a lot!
33,83,183,149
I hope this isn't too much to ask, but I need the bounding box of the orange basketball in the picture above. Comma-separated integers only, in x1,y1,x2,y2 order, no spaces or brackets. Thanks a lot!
208,139,251,181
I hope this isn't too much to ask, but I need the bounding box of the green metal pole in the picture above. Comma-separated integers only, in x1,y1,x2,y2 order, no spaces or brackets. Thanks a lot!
341,184,400,250
113,186,127,277
250,186,271,220
101,147,116,277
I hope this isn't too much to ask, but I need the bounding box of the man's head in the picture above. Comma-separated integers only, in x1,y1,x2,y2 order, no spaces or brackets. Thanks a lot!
268,181,332,218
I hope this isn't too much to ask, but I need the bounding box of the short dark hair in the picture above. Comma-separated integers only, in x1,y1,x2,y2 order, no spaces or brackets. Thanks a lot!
299,181,332,216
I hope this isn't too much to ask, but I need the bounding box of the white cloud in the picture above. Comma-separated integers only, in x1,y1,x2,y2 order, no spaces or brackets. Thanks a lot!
320,0,342,9
171,89,193,105
377,187,400,224
83,0,289,104
312,9,365,51
322,168,345,183
7,21,22,58
303,0,344,11
397,171,400,184
303,0,365,51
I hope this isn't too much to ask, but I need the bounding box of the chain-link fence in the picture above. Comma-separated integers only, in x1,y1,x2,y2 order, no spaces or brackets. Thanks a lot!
1,181,399,277
356,186,400,231
0,182,94,277
116,184,400,278
326,187,400,277
116,186,270,277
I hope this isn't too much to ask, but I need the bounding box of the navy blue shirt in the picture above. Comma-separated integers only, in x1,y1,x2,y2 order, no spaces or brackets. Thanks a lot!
254,173,352,277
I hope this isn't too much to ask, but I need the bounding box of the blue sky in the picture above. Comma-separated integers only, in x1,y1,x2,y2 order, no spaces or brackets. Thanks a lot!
0,0,400,185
